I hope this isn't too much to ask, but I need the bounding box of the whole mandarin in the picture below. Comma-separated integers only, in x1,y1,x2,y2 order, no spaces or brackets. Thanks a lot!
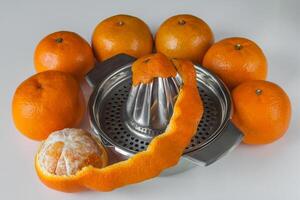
155,14,214,63
203,37,267,89
232,80,291,144
92,14,153,61
12,71,85,140
34,31,95,80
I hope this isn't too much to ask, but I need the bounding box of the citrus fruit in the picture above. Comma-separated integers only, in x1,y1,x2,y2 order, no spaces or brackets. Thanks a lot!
34,31,95,80
92,14,153,61
155,14,214,63
12,71,85,140
35,128,108,192
202,37,267,89
33,54,203,192
232,80,291,144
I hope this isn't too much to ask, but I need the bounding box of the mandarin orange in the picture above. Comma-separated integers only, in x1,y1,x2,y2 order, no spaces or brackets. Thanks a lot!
12,71,85,140
36,128,107,192
203,37,267,89
92,14,153,61
34,31,95,80
155,14,214,63
232,80,291,144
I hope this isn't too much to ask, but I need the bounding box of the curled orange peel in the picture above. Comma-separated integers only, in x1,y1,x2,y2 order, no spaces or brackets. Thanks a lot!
35,53,203,192
132,52,177,85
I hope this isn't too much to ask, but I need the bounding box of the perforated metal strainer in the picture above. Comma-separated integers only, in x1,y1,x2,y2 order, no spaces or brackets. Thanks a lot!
86,54,243,174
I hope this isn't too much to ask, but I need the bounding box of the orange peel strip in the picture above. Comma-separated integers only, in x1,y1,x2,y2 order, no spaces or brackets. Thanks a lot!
132,53,177,85
35,53,203,192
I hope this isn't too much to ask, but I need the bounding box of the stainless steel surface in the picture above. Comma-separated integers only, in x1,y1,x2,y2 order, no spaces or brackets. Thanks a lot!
125,75,181,138
186,121,243,166
87,54,243,167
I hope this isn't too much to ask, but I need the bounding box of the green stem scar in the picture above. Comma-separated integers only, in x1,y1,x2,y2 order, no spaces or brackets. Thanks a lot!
256,89,262,95
234,43,243,50
178,19,186,25
117,21,124,26
55,38,63,43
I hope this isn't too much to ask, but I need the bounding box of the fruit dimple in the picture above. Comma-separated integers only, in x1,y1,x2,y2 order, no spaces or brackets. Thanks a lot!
55,38,63,43
116,21,124,26
255,89,262,95
37,129,106,176
178,19,186,25
234,43,243,50
143,58,150,63
35,80,43,90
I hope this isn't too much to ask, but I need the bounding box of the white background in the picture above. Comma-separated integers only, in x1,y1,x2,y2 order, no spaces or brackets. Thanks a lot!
0,0,299,199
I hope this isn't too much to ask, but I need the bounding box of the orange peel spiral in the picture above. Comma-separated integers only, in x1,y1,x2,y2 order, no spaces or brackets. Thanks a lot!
35,53,203,192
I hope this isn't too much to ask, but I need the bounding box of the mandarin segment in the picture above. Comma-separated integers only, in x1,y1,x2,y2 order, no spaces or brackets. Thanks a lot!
39,142,65,174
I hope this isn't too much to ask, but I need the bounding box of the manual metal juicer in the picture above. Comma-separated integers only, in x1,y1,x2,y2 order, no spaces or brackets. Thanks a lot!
86,54,243,175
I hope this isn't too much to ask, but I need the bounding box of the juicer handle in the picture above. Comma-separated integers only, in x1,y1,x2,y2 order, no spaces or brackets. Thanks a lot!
85,54,137,88
185,120,243,166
